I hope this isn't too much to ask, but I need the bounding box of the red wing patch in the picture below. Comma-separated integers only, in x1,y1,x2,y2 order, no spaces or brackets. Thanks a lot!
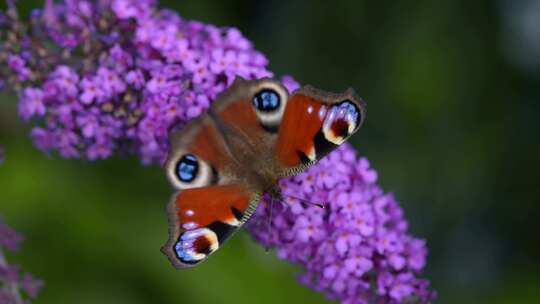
215,99,263,136
179,116,232,172
275,94,325,167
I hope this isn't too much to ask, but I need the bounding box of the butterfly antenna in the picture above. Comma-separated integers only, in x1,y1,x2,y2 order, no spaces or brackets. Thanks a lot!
282,194,327,209
265,196,274,253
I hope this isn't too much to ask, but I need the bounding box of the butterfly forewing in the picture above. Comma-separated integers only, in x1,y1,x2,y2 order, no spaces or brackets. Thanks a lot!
162,185,259,268
275,86,366,176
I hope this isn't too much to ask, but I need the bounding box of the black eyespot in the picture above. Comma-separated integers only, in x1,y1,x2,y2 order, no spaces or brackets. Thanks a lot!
252,89,280,112
176,154,199,183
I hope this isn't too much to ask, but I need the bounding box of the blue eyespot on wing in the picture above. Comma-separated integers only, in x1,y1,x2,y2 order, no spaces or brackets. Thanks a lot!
176,154,199,183
252,89,281,111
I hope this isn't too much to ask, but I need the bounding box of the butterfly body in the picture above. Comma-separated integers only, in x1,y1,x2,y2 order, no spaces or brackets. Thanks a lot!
162,77,366,268
207,110,280,192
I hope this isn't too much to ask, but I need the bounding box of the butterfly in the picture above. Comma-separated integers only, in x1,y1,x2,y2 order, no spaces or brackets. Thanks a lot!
161,77,366,268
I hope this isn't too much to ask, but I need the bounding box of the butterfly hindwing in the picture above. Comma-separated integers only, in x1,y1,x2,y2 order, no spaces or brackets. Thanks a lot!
275,85,367,175
208,77,289,157
166,114,234,190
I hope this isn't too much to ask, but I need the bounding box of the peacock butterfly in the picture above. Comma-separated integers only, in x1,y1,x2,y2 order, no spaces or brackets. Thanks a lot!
161,77,367,268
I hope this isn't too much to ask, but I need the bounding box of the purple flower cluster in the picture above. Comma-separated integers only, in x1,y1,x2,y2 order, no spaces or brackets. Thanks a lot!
0,217,43,303
2,0,283,164
1,1,435,302
248,145,436,303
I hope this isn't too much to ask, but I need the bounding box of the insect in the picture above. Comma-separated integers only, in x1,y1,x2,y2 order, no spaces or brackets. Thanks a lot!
161,77,366,268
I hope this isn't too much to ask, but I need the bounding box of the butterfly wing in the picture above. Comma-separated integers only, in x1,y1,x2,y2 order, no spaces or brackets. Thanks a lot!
162,185,259,268
275,85,367,176
163,78,290,268
207,77,289,160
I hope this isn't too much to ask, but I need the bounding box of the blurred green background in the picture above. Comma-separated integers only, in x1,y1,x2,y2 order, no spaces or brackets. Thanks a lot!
1,0,540,303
